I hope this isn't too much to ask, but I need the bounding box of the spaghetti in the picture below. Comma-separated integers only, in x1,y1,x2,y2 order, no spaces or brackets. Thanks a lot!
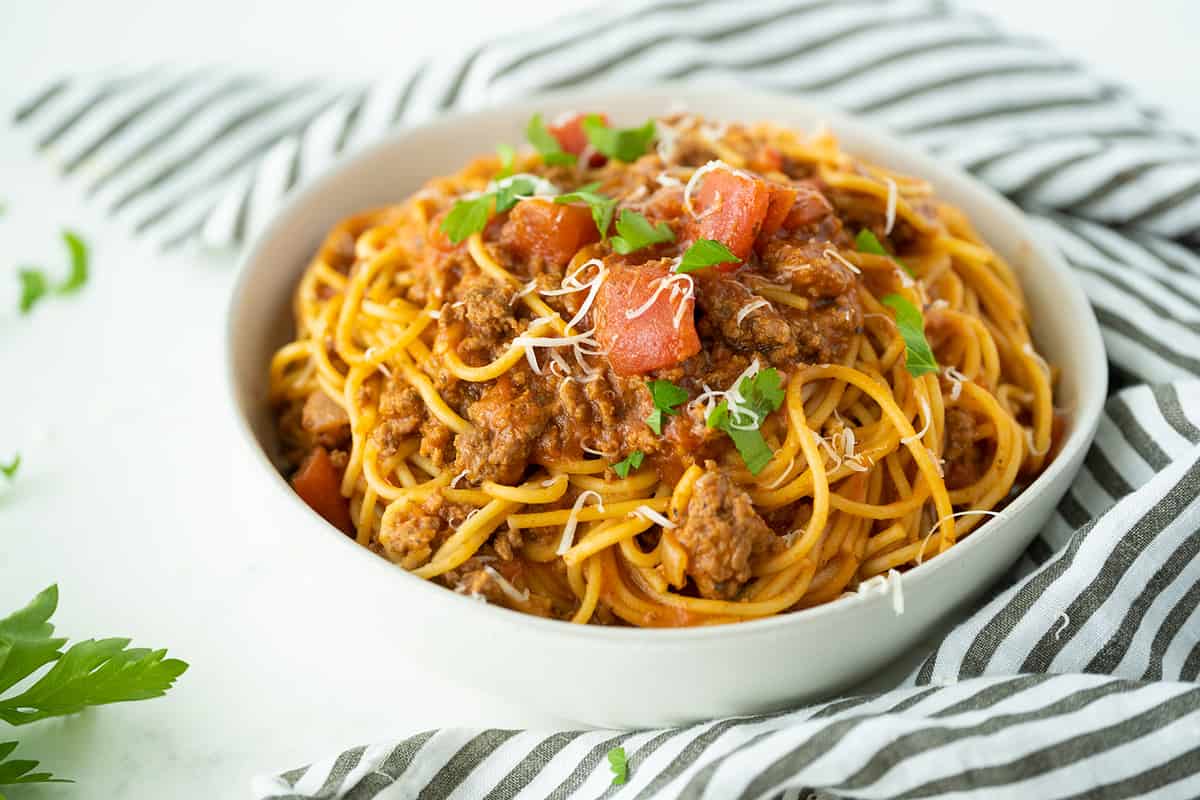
270,112,1057,627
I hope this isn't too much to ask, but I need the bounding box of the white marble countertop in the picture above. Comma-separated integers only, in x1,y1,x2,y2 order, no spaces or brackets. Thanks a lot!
2,1,1197,796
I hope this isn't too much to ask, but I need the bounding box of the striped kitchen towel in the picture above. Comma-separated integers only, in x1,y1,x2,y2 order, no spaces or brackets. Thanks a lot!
14,0,1200,797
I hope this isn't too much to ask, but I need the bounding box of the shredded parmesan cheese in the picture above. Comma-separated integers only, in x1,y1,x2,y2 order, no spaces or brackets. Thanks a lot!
624,271,695,330
763,456,796,489
451,470,469,488
735,298,771,326
488,173,559,199
902,397,932,445
1053,612,1070,640
557,491,605,555
511,279,538,304
944,366,969,401
655,171,683,188
916,510,1006,564
683,160,735,218
883,176,898,235
483,565,530,604
630,505,677,529
824,247,862,275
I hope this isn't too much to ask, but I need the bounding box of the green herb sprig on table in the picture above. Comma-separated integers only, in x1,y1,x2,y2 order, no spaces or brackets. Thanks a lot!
0,585,187,793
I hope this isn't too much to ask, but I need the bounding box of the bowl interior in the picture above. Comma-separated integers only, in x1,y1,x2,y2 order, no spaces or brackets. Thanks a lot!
227,85,1107,642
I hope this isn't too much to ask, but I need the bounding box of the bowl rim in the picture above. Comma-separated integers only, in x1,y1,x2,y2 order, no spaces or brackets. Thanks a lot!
225,83,1107,643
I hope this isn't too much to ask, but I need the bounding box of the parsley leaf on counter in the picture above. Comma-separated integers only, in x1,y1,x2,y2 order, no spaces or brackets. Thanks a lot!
607,746,628,785
526,114,577,167
555,184,617,240
17,270,47,315
582,116,656,163
646,379,689,435
705,368,785,475
856,229,912,276
676,239,740,273
15,230,91,314
881,293,939,377
0,455,18,481
0,740,70,791
0,586,187,790
612,451,645,479
495,144,516,178
0,585,188,726
610,209,675,255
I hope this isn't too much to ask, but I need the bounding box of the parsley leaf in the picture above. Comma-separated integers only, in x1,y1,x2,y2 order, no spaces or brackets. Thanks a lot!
881,294,939,377
607,746,628,785
856,229,912,276
58,231,88,294
0,585,188,727
495,144,516,178
0,741,70,789
704,368,785,474
16,230,91,314
17,270,47,315
676,239,740,273
0,454,18,481
440,195,494,244
526,114,577,167
610,209,675,255
555,185,617,240
646,379,689,435
582,115,656,163
612,451,645,479
494,177,537,214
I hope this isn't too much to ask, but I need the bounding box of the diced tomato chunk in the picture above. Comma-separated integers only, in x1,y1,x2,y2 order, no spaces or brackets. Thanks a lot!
501,198,600,269
549,112,608,166
292,446,353,535
783,181,834,229
688,169,772,270
594,261,701,376
758,183,799,245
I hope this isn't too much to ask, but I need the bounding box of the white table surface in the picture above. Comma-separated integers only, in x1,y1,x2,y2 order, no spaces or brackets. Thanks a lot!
2,1,1197,796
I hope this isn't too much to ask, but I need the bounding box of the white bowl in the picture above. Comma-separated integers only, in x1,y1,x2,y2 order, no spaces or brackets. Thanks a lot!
226,86,1106,728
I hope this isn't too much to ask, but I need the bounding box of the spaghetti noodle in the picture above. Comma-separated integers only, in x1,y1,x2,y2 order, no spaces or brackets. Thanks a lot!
270,112,1057,627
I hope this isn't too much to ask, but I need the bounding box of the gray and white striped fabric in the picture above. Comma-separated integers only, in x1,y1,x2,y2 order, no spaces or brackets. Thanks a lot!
14,1,1200,797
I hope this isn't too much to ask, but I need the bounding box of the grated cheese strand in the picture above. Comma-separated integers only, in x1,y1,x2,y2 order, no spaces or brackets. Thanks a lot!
824,247,862,275
735,298,771,326
630,505,677,529
557,490,606,555
483,565,531,604
883,176,898,235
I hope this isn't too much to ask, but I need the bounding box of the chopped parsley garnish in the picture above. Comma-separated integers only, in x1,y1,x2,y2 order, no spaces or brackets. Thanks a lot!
1,454,19,480
18,270,48,315
526,113,577,167
706,367,785,474
612,450,644,478
856,228,912,276
493,177,537,214
646,379,689,435
495,144,516,178
610,209,675,255
881,293,939,377
440,178,538,244
16,230,89,314
440,194,494,244
582,115,656,163
554,183,617,240
607,746,628,785
676,238,740,273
